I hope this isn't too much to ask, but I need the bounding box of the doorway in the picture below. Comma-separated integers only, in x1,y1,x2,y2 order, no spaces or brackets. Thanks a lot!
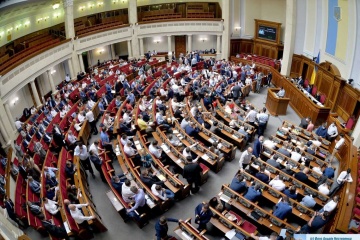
175,36,186,58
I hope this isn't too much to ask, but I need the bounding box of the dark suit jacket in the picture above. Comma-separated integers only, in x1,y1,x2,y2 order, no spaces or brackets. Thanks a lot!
53,132,65,147
41,220,68,238
253,139,262,158
195,203,213,225
183,163,202,183
140,175,163,188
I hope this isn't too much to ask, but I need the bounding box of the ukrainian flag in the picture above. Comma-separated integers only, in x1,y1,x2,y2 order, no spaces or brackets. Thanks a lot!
325,0,349,61
310,52,320,85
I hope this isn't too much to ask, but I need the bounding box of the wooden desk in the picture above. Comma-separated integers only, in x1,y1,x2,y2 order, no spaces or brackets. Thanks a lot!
265,88,290,116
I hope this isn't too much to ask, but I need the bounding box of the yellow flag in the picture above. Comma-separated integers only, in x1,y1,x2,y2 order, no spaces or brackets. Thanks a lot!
310,68,316,85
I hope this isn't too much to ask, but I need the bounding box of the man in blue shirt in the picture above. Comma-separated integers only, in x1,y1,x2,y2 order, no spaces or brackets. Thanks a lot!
323,164,335,179
28,176,41,194
255,165,269,183
283,186,298,200
244,184,262,202
126,186,146,221
315,123,327,138
300,193,317,209
273,196,292,220
100,127,116,160
229,174,247,193
297,211,330,233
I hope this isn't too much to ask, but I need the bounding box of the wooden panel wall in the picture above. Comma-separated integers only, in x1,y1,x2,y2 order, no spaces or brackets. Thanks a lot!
290,55,360,119
230,39,254,56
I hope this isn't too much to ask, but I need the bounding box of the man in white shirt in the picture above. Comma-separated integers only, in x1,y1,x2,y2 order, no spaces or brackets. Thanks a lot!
318,182,330,196
67,130,77,150
251,232,278,240
65,74,71,83
269,175,286,191
43,197,60,215
149,140,163,159
330,133,345,161
69,203,95,226
263,136,276,149
245,106,257,127
320,195,339,213
290,147,302,162
85,109,98,135
276,87,285,98
74,143,95,178
122,179,137,203
89,140,104,156
326,122,338,141
180,117,189,130
44,166,58,179
151,184,175,201
329,168,353,196
123,110,133,125
239,147,253,170
77,112,86,123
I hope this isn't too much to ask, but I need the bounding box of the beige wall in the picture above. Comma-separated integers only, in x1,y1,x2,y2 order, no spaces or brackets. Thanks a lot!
243,0,286,41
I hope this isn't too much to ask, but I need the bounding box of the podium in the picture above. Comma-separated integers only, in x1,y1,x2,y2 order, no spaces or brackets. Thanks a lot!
265,88,290,116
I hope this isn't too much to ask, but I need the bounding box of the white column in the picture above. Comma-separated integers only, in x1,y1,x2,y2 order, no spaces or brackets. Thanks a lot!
221,1,230,60
71,52,81,74
280,0,297,76
47,70,57,95
78,53,85,72
87,51,93,67
128,0,140,58
4,102,14,131
352,120,360,148
139,38,144,57
0,118,10,146
63,0,75,39
187,35,192,53
0,99,16,141
216,35,221,58
30,80,42,107
127,40,133,58
167,35,172,53
110,44,116,59
67,58,75,79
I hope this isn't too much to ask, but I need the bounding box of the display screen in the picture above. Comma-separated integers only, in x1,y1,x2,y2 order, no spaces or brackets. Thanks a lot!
258,25,277,41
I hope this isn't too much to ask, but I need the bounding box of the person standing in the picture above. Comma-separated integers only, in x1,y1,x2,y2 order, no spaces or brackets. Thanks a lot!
68,203,95,231
155,216,179,240
330,133,345,161
89,150,106,182
257,108,268,136
326,122,338,141
276,86,285,98
74,143,95,179
183,159,202,194
85,108,98,135
194,202,213,231
239,147,253,170
253,136,264,158
126,186,147,221
329,168,353,196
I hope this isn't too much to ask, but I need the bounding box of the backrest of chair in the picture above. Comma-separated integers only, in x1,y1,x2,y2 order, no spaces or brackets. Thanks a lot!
311,85,317,96
320,94,326,104
304,79,309,88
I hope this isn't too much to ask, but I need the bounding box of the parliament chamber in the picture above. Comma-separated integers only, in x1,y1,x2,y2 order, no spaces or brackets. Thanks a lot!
0,0,360,240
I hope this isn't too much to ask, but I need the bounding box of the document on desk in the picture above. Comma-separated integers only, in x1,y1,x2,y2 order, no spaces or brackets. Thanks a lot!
176,159,182,164
201,154,209,160
225,229,237,239
181,231,193,240
232,134,239,139
220,193,230,203
173,129,179,134
161,144,170,153
63,221,71,233
157,174,166,181
208,138,214,143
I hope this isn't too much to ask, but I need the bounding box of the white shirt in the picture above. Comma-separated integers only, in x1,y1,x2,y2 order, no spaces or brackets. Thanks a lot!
44,199,59,215
263,140,276,149
160,89,167,96
78,114,85,123
290,152,302,162
327,124,338,137
123,113,132,124
122,184,136,203
318,183,330,195
323,200,338,212
245,78,252,85
149,144,161,158
335,137,345,150
269,179,286,191
151,184,167,200
74,145,89,160
312,140,322,147
239,150,252,169
60,109,67,119
85,111,94,122
51,109,58,117
70,204,94,224
74,123,81,132
245,110,257,123
89,143,99,155
124,145,136,157
15,120,23,129
68,134,77,144
337,171,353,184
65,75,71,82
180,119,189,129
120,137,129,146
277,89,285,97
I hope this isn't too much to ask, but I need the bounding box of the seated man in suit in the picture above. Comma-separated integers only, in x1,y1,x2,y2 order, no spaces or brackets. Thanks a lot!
273,196,292,220
255,165,269,183
244,183,262,202
229,174,248,194
294,167,309,185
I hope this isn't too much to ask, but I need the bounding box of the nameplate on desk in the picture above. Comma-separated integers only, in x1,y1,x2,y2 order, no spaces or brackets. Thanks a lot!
201,154,209,160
